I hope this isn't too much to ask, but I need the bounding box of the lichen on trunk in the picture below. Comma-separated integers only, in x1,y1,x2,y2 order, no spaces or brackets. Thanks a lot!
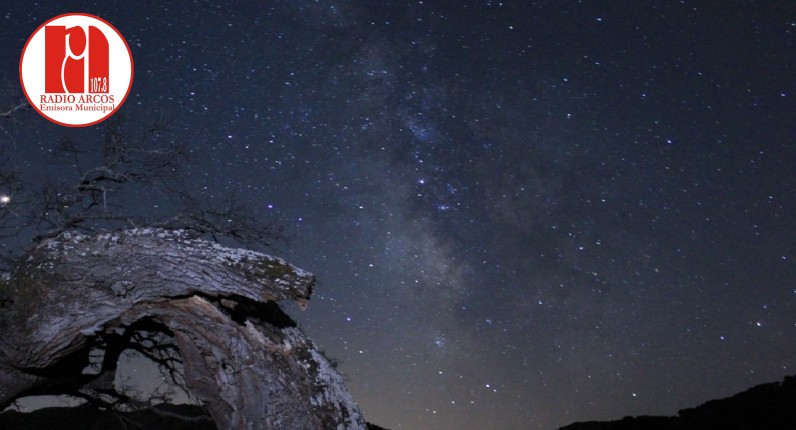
0,228,365,429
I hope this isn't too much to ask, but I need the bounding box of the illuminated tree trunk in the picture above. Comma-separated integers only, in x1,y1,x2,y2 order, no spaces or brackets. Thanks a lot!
0,229,365,430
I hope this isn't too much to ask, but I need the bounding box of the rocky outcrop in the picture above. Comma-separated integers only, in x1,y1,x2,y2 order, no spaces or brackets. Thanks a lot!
0,228,366,429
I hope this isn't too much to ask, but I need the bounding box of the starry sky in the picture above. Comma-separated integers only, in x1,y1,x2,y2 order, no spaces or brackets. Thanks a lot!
1,1,795,429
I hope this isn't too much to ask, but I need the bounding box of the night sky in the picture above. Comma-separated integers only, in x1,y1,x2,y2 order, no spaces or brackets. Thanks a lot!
2,1,795,429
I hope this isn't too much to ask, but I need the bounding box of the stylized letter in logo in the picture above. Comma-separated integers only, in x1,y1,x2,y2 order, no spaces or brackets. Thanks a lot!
21,13,133,126
44,25,109,93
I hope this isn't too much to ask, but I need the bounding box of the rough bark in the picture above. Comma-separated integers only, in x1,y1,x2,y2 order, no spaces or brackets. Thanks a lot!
0,228,365,429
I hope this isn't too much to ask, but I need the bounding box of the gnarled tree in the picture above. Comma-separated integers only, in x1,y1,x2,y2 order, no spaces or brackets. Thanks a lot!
0,106,366,429
0,228,365,429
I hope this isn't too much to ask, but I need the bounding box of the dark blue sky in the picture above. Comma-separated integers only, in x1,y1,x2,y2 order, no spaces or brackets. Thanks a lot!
2,1,795,429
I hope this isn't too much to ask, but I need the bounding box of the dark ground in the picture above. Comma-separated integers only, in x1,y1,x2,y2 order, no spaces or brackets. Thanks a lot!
560,374,796,430
3,375,794,429
0,403,392,430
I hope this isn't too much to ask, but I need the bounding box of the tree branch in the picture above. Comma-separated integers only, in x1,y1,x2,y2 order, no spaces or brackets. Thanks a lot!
0,229,364,429
0,102,27,119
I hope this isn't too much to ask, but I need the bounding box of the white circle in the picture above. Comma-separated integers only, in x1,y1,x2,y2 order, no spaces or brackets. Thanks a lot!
19,13,134,127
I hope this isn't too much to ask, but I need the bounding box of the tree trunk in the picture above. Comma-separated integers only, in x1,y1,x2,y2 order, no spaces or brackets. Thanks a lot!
0,228,366,429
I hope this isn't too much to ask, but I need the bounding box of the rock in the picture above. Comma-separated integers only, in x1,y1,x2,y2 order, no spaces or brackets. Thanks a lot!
0,229,366,429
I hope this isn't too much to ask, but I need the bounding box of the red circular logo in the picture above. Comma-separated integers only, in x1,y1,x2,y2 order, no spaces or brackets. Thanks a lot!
19,13,134,127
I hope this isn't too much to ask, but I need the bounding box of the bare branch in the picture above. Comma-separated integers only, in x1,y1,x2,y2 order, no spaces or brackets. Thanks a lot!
0,102,28,119
0,229,364,429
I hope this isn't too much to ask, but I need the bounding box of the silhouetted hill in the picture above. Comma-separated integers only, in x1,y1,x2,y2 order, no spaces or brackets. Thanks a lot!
560,375,796,430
